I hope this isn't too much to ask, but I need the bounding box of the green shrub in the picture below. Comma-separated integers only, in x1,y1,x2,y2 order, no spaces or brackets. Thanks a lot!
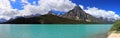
110,20,120,32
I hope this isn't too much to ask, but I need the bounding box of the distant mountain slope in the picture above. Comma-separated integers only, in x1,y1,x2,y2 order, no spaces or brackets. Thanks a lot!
0,18,7,23
4,14,100,24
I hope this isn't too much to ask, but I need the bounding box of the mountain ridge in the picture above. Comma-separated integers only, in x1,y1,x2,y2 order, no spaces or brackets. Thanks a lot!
2,6,114,24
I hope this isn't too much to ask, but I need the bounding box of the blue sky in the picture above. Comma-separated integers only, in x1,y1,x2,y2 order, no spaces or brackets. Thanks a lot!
71,0,120,15
10,0,39,10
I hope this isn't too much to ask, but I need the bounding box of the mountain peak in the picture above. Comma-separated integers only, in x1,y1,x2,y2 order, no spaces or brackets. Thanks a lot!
47,11,56,15
62,6,88,20
62,6,98,22
73,6,83,10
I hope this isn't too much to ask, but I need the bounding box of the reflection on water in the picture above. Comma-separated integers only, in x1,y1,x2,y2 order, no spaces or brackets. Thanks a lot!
0,24,112,38
0,24,10,38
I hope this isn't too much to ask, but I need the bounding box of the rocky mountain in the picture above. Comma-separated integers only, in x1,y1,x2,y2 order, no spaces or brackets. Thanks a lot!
62,6,113,23
2,6,113,24
4,14,98,24
0,18,7,23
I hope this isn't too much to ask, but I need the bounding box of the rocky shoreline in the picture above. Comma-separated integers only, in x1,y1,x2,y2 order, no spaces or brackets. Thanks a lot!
108,31,120,38
108,33,120,38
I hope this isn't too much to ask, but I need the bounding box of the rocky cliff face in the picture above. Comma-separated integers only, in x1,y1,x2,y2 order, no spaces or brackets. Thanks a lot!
62,6,97,22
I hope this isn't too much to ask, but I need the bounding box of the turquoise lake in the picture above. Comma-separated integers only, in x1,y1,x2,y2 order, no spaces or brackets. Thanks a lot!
0,24,112,38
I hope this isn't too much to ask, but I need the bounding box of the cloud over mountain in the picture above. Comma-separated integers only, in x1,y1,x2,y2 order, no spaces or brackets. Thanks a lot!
0,0,119,22
84,7,120,20
0,0,76,20
20,0,76,15
0,0,18,20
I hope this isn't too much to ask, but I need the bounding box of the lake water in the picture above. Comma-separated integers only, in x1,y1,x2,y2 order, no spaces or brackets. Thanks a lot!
0,24,112,38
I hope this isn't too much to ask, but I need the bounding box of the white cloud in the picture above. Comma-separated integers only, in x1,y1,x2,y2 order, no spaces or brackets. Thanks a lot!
17,4,41,16
79,5,84,9
84,7,120,20
10,0,16,2
0,8,19,20
0,0,11,9
40,0,76,12
0,0,18,20
20,0,76,15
